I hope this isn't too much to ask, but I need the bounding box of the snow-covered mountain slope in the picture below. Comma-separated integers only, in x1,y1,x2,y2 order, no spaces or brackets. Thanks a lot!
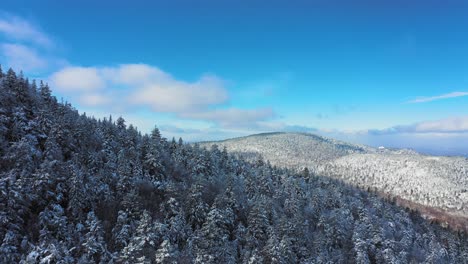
201,132,371,167
321,153,468,217
200,132,468,221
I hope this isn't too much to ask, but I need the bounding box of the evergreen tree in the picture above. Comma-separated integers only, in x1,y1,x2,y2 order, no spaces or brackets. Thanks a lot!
39,81,52,103
155,239,179,263
80,212,110,262
120,211,157,263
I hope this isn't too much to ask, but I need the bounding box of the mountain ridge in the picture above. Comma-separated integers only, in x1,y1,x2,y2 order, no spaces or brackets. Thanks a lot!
200,131,425,156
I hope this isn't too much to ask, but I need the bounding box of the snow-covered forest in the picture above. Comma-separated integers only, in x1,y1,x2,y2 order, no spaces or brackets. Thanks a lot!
322,153,468,217
200,132,468,228
1,67,468,263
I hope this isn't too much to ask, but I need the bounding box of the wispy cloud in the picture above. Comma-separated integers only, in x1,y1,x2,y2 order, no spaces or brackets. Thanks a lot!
408,91,468,103
1,43,47,71
181,108,275,129
0,13,53,48
0,13,65,74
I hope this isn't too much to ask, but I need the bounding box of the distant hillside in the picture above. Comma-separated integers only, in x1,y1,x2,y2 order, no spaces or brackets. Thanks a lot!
201,132,372,167
200,132,468,228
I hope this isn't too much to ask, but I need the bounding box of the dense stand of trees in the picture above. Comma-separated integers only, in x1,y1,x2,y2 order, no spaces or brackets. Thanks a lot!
204,133,468,224
320,153,468,217
1,67,467,263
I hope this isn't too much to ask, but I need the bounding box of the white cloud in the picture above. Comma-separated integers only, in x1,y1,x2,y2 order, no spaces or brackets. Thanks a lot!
130,74,228,113
0,13,53,48
408,91,468,103
412,116,468,133
368,116,468,134
1,43,47,71
50,64,228,112
50,66,106,91
49,64,272,129
78,93,110,106
102,64,167,85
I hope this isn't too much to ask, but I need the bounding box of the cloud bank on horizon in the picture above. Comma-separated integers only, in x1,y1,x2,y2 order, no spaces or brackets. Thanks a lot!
368,116,468,135
1,4,468,156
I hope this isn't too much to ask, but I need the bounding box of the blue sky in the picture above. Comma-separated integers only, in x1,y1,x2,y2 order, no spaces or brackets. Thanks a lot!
1,1,468,155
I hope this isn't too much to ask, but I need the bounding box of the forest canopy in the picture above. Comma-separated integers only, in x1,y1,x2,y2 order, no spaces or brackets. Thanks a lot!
0,66,467,263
